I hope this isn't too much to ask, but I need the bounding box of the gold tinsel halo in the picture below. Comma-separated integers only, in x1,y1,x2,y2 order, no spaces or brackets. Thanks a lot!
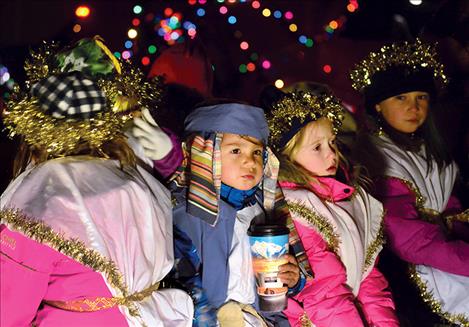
349,38,448,93
267,91,345,150
3,38,164,157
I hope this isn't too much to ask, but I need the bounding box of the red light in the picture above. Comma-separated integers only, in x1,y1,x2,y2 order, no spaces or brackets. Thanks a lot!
164,7,173,17
132,18,140,26
246,63,256,72
323,65,332,73
141,57,151,66
75,5,90,18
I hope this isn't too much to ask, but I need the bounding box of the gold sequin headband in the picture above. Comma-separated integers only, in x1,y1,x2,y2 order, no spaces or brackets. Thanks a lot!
267,91,345,150
2,36,163,158
349,38,448,93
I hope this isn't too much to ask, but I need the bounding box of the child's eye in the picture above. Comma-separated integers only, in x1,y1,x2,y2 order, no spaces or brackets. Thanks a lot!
313,144,321,151
231,148,240,154
394,95,406,101
330,139,336,145
253,149,263,156
417,94,429,101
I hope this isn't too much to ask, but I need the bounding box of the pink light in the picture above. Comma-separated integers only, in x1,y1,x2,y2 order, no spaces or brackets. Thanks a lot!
199,0,207,4
284,11,293,20
122,51,131,60
240,41,249,50
252,1,260,9
219,6,228,14
262,60,271,69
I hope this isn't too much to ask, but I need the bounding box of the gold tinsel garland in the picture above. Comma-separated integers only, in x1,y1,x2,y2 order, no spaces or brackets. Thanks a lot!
0,208,141,316
409,265,469,326
350,38,448,93
287,201,340,254
3,98,127,157
3,40,163,158
362,207,385,273
267,91,344,150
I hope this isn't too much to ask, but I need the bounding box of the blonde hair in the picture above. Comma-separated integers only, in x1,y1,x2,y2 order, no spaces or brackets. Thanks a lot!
278,120,370,189
13,134,137,177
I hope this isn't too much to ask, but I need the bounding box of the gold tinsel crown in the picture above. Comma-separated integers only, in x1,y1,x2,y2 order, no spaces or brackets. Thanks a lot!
267,91,345,150
2,36,163,158
349,38,448,93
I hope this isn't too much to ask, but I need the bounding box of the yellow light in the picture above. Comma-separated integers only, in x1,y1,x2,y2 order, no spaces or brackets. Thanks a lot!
274,79,284,89
262,8,271,17
289,23,298,32
329,20,338,29
128,29,138,39
75,6,90,18
72,24,82,33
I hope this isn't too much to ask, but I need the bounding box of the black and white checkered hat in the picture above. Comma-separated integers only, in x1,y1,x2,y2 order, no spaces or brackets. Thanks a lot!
30,71,107,119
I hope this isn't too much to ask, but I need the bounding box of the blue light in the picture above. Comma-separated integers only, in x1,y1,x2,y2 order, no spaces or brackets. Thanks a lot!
228,16,237,24
124,40,133,49
298,35,307,44
273,10,282,19
196,8,205,17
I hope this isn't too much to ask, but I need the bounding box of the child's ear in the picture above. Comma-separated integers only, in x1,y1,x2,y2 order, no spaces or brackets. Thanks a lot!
375,104,381,113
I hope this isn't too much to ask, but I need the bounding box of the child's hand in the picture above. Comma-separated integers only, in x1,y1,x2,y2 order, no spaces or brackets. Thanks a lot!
278,253,300,288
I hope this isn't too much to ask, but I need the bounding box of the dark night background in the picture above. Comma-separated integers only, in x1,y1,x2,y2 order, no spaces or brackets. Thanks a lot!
0,0,467,196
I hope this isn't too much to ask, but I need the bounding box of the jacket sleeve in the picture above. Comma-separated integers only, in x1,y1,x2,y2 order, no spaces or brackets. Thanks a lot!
1,224,52,326
152,127,184,180
357,265,398,327
288,220,364,327
374,177,469,276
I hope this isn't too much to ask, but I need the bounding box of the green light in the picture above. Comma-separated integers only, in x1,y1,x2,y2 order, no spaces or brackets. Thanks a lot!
133,5,143,15
325,26,334,33
148,45,157,54
212,64,215,71
250,52,258,61
305,38,313,47
239,64,247,73
114,52,121,58
217,0,224,2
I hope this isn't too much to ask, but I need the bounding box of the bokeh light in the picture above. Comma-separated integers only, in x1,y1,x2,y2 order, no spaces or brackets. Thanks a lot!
275,79,284,89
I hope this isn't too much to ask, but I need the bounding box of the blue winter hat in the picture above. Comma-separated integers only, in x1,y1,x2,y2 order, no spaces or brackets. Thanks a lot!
184,103,269,144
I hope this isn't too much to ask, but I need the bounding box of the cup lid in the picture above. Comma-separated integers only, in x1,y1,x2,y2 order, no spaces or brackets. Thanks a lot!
248,224,290,236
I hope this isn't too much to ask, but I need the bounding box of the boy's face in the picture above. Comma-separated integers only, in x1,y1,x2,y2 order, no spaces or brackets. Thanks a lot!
294,118,338,177
220,133,264,190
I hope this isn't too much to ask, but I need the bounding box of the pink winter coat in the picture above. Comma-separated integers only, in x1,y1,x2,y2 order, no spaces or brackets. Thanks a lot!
374,177,469,276
1,224,128,327
281,178,398,327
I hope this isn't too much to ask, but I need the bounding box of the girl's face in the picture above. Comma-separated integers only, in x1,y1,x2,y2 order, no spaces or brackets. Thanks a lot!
220,133,264,190
375,91,429,134
294,118,338,177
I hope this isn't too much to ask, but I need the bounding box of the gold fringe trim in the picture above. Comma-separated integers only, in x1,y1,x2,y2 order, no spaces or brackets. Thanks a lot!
44,281,159,312
409,265,469,327
363,208,385,273
0,208,144,316
300,311,314,327
287,201,340,254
